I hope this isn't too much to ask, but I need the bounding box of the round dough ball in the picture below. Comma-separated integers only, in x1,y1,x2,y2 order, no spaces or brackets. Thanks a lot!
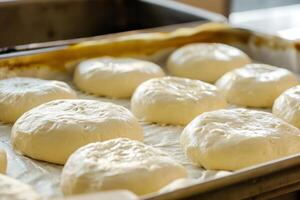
216,64,299,107
11,99,143,165
0,174,40,200
167,43,251,83
273,85,300,128
180,108,300,171
61,138,187,195
131,76,227,125
0,77,76,123
73,57,165,98
0,148,7,174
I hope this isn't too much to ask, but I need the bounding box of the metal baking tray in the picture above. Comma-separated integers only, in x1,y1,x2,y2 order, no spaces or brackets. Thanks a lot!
1,22,300,200
0,0,225,48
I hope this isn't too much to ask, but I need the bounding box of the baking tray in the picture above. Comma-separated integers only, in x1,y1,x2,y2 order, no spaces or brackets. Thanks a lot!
1,22,300,200
0,0,225,48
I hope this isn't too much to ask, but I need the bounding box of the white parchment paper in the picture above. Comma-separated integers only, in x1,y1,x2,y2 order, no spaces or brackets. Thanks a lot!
1,30,296,198
0,84,232,199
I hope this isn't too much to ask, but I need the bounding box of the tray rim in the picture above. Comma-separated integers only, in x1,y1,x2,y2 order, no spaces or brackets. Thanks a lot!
1,22,300,200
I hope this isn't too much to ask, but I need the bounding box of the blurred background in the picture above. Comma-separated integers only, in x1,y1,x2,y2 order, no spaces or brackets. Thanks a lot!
1,0,300,47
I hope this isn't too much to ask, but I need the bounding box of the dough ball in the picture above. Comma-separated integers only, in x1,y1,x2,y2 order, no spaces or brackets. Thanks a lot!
131,76,227,125
0,77,76,123
216,64,299,107
61,138,187,196
0,148,6,174
167,43,251,83
11,99,143,165
0,174,40,200
180,108,300,171
73,57,165,98
273,85,300,128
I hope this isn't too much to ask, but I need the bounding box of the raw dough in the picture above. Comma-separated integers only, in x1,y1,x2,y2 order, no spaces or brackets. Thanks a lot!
11,99,143,165
167,43,251,83
0,77,76,123
73,57,165,98
0,148,6,173
61,138,187,195
180,108,300,171
216,63,299,107
131,76,227,125
0,174,41,200
273,85,300,128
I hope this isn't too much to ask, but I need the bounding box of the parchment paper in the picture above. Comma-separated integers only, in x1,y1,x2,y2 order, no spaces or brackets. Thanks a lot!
0,86,232,199
1,27,296,199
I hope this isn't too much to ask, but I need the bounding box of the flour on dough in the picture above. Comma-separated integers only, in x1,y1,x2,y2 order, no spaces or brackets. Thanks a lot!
167,43,251,83
0,77,76,123
74,57,165,98
131,76,227,125
11,99,143,164
61,138,187,195
273,85,300,128
216,63,299,107
181,108,300,170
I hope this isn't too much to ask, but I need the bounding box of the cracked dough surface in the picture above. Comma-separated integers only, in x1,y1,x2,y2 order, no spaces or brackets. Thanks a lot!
0,84,231,198
74,57,165,98
166,43,251,83
180,108,300,170
0,77,76,123
61,138,187,196
216,64,299,107
11,99,143,165
131,76,227,125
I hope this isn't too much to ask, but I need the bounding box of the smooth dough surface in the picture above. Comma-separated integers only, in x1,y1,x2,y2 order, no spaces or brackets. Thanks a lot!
273,85,300,128
180,108,300,171
131,76,227,125
0,77,76,123
0,148,6,174
11,99,143,165
0,174,40,200
61,138,187,195
167,43,251,83
73,57,165,98
216,64,299,107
